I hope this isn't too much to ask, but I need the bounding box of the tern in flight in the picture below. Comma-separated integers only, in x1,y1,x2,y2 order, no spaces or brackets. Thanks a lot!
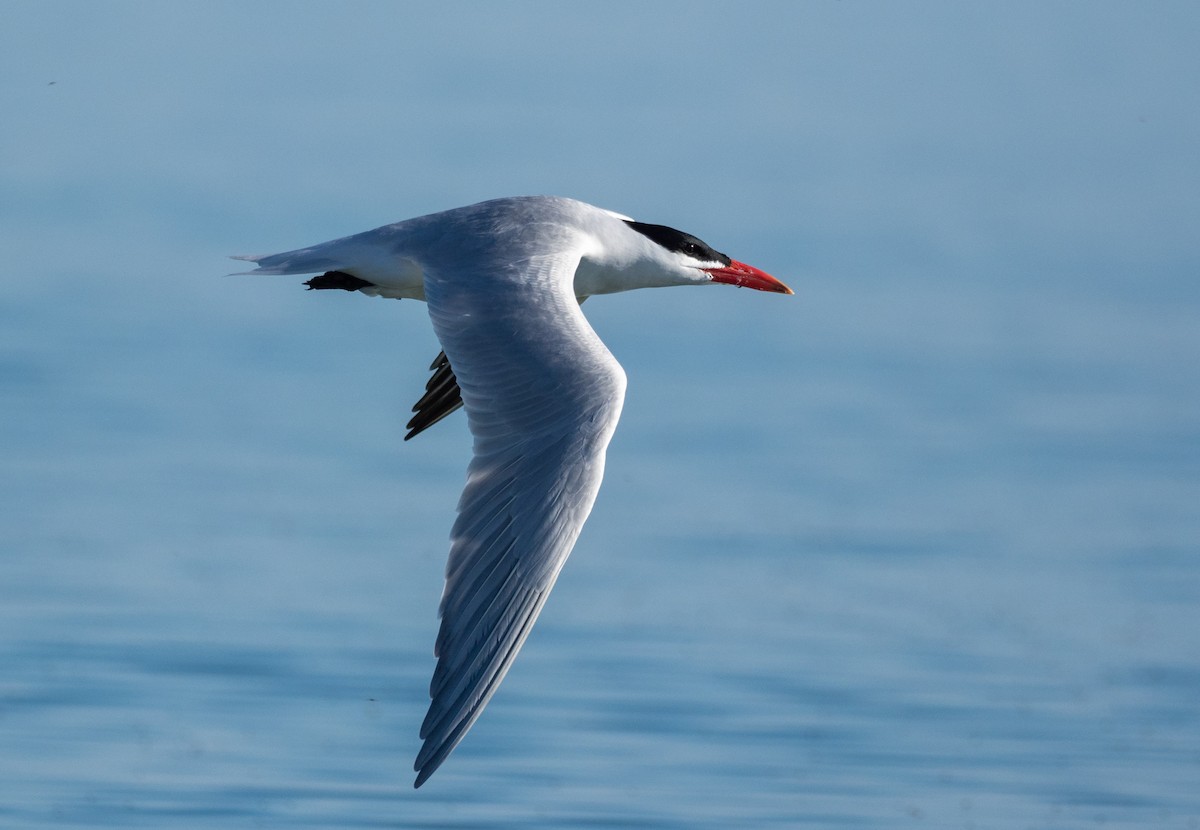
235,195,792,786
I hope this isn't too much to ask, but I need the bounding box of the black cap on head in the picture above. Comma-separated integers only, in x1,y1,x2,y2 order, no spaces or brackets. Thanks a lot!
624,220,731,266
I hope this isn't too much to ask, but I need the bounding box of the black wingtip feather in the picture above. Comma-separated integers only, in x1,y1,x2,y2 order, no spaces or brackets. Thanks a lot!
404,350,464,440
304,270,375,291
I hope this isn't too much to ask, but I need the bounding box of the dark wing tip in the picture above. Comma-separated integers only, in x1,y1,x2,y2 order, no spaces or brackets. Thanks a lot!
405,351,464,440
304,270,375,291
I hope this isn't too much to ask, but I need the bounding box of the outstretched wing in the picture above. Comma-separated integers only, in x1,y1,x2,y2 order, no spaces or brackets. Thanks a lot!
415,251,626,787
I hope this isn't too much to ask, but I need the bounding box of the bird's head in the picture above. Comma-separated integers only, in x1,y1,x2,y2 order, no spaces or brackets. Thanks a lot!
574,212,793,297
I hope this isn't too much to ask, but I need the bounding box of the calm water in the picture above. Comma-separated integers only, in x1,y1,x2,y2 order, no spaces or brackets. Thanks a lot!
2,258,1197,828
3,4,1199,826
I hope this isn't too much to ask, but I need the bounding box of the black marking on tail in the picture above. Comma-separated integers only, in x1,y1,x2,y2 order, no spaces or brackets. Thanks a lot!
305,271,375,291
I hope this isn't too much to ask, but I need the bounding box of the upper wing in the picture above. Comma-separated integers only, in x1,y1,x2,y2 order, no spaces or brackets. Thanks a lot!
404,299,589,441
414,252,626,787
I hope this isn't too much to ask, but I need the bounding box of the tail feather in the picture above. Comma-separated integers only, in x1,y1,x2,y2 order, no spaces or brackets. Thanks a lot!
229,227,425,299
228,249,348,276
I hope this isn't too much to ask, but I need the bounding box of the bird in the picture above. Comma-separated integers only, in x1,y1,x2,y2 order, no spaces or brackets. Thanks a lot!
233,195,792,787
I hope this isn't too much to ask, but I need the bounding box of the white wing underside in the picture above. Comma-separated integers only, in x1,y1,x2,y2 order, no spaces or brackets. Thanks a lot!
415,249,627,786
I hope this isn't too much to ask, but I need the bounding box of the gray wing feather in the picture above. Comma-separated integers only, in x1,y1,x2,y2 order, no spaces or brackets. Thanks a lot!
414,252,625,787
405,301,588,442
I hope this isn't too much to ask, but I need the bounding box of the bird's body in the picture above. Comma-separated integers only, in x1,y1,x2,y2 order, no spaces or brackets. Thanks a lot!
235,196,791,787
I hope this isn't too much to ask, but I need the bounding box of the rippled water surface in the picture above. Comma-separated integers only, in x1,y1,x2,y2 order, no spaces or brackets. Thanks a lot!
3,4,1199,828
3,264,1197,828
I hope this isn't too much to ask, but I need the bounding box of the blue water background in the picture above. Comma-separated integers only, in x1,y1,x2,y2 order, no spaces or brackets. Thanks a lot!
2,3,1198,827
